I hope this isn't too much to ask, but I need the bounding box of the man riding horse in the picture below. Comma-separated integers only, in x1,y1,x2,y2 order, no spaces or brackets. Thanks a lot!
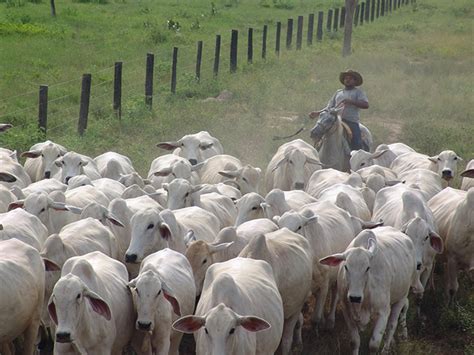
309,69,369,151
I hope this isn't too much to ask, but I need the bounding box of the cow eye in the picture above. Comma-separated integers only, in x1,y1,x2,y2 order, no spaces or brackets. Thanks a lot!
344,265,348,271
185,192,190,197
366,266,370,272
202,258,207,265
57,154,61,158
41,153,44,157
251,206,258,210
157,290,162,297
76,293,81,300
205,328,209,335
242,177,248,183
453,156,458,160
40,208,46,213
296,226,302,231
147,223,154,230
360,162,366,166
437,157,441,161
229,328,235,335
424,235,429,241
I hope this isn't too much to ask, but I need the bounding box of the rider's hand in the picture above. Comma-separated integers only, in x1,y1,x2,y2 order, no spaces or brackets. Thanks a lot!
309,111,320,119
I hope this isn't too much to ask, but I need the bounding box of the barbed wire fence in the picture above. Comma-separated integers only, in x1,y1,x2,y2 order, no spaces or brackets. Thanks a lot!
0,0,415,138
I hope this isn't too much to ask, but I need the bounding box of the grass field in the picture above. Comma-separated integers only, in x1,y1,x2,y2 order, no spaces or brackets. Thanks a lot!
1,0,473,353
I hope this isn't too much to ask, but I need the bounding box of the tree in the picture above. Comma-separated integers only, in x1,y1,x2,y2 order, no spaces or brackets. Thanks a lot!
342,0,357,57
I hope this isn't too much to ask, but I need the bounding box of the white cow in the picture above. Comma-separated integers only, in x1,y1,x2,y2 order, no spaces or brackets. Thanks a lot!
20,178,67,197
54,151,102,184
48,251,135,354
372,184,443,289
428,187,474,303
164,179,237,228
40,218,120,329
265,139,321,192
147,154,202,189
0,185,17,213
172,257,284,355
349,142,415,171
261,188,317,220
320,227,423,354
157,131,224,166
118,171,152,188
274,200,362,328
239,229,313,355
22,140,67,182
94,151,136,180
68,175,126,201
317,183,372,221
199,154,262,194
460,159,474,191
0,208,48,251
186,219,279,296
398,168,443,201
234,192,265,226
125,206,219,264
355,165,399,194
128,248,196,355
390,150,462,182
0,155,31,188
305,168,364,199
0,239,45,355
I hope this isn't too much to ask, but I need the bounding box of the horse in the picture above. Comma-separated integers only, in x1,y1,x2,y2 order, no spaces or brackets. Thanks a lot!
310,108,373,172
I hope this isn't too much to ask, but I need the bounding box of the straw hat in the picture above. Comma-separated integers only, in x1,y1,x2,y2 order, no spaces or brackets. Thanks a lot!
339,69,363,86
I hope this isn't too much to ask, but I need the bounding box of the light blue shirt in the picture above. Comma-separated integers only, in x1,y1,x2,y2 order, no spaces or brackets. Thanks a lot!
327,87,368,123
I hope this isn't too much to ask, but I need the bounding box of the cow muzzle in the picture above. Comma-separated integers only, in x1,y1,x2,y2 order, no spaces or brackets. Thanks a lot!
56,332,72,343
137,321,152,331
442,170,453,180
44,171,51,179
294,182,304,190
125,253,138,264
189,159,198,166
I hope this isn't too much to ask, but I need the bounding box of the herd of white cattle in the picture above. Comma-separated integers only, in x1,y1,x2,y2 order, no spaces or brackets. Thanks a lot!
0,126,473,355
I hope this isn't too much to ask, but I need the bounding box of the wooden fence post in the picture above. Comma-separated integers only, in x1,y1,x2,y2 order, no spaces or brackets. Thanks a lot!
333,8,339,31
230,30,238,73
371,0,376,21
316,11,323,41
327,9,333,32
214,35,221,77
113,62,122,119
296,16,303,49
381,0,385,16
145,53,154,108
360,2,365,25
365,0,371,22
276,22,281,56
171,47,178,94
340,6,346,27
248,28,253,63
355,4,360,26
78,74,91,136
196,41,203,82
38,85,48,133
307,13,314,46
262,25,267,59
286,19,293,50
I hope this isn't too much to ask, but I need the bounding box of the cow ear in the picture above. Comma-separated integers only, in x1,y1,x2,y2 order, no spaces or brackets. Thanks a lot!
272,156,288,172
191,162,204,172
367,237,378,257
209,242,234,254
43,258,61,272
48,300,58,325
105,212,125,227
158,223,172,240
428,155,438,164
460,169,474,178
172,316,205,333
162,281,181,316
20,150,42,159
84,290,111,320
219,170,239,179
238,316,271,332
429,232,444,254
320,254,346,266
0,172,17,183
8,200,24,210
157,142,179,150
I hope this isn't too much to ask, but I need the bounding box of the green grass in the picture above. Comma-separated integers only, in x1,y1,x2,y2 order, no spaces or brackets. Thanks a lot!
1,1,473,352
